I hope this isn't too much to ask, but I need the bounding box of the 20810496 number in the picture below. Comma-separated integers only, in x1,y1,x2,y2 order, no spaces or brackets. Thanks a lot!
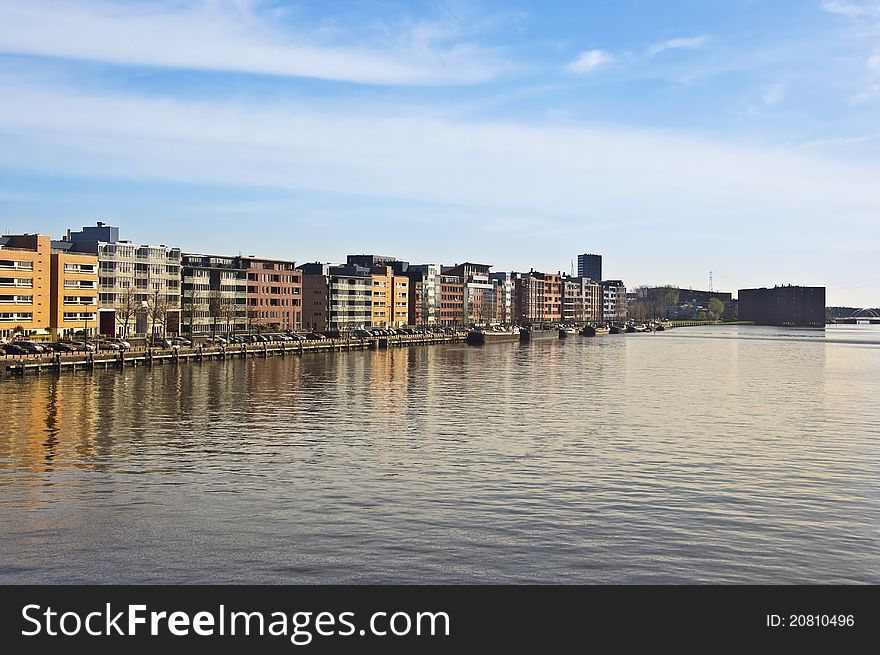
789,614,854,627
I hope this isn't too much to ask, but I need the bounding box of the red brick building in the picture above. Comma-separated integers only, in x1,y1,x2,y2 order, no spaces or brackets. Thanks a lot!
240,256,302,331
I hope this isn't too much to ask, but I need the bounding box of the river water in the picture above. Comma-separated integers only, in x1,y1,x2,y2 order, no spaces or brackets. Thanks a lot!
1,325,878,583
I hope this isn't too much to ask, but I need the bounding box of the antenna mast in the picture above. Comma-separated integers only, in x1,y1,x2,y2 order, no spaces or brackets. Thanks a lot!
709,271,714,293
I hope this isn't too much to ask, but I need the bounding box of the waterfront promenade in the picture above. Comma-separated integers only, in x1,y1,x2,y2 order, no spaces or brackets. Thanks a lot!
2,332,466,376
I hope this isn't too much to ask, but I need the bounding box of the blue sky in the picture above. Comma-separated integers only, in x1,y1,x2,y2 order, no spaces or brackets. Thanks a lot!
0,0,878,305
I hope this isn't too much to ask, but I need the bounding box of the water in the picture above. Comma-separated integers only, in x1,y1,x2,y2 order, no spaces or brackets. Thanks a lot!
1,325,878,584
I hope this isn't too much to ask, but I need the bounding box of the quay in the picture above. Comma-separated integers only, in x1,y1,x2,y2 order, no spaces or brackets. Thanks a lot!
3,333,465,376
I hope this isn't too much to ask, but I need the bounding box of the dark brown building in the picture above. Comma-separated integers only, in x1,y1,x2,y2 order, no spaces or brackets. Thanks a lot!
738,285,825,327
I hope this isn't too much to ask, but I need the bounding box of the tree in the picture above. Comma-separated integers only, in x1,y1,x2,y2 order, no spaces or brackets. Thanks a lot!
116,286,138,338
708,297,725,321
181,285,200,337
635,285,680,320
146,288,168,340
207,290,224,337
629,300,649,322
221,297,237,335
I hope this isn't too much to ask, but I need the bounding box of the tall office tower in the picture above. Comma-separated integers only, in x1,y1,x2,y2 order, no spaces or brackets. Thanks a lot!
576,253,602,281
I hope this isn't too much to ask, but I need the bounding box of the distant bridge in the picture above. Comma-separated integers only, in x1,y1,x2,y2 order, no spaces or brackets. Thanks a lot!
832,308,880,324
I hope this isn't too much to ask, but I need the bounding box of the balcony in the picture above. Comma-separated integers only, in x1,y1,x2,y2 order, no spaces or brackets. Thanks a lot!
0,279,33,288
0,260,34,271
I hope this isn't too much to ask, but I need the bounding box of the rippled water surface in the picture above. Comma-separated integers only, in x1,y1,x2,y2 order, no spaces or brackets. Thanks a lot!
1,325,879,583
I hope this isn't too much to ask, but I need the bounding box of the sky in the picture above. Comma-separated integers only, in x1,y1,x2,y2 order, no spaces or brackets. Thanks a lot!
0,0,879,306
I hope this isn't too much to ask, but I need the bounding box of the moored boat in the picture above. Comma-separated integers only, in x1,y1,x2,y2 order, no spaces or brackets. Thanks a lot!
467,327,521,345
519,327,557,342
580,324,611,337
609,324,626,334
558,326,579,339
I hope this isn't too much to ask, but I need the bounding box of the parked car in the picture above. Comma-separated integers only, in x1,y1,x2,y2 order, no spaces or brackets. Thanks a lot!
100,341,122,350
67,341,96,352
207,336,227,345
55,342,78,352
352,330,372,339
17,341,45,354
305,333,326,340
2,343,26,355
286,333,306,341
172,337,192,347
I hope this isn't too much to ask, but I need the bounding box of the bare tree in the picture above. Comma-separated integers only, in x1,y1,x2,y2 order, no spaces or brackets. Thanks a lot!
208,290,224,337
181,285,200,337
116,286,138,338
146,288,168,340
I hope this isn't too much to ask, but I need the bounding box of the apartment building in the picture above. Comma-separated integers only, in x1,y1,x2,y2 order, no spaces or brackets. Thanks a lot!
602,280,628,323
406,263,442,326
241,256,302,331
443,263,500,326
562,276,602,324
0,234,98,340
488,271,515,325
181,254,248,336
514,271,563,324
51,250,100,339
55,222,181,337
298,263,373,332
438,275,465,326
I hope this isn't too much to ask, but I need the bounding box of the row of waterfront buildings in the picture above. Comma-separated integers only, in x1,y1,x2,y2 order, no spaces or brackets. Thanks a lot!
1,224,627,340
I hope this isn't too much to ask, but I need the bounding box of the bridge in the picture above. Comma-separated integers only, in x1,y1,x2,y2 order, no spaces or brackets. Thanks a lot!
831,308,880,324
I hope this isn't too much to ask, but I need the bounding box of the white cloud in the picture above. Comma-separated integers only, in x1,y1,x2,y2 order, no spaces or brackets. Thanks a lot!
648,36,708,57
0,0,505,85
567,49,614,74
821,1,879,18
0,82,878,230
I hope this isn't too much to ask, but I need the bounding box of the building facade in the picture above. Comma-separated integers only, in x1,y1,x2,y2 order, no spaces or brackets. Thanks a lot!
489,271,515,325
241,256,302,331
562,276,602,324
514,271,563,324
181,254,248,336
369,265,409,328
577,253,602,282
438,275,465,326
406,264,442,326
738,285,825,327
602,280,627,323
298,263,374,332
0,234,98,340
55,223,181,338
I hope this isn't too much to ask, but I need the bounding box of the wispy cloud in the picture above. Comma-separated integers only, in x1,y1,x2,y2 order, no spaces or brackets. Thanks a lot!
821,1,880,18
648,35,708,57
1,81,878,230
0,0,507,85
567,49,614,74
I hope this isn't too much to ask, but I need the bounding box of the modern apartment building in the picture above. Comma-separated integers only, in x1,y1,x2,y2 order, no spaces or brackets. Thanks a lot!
406,263,442,326
438,275,465,326
602,280,628,323
443,263,500,326
180,254,248,336
577,253,602,281
489,271,515,325
241,256,302,331
298,263,373,332
562,276,602,324
514,271,563,324
55,222,181,337
368,265,409,328
0,234,98,340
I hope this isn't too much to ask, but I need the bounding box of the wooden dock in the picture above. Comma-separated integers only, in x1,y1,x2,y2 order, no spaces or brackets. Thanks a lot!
3,333,466,376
